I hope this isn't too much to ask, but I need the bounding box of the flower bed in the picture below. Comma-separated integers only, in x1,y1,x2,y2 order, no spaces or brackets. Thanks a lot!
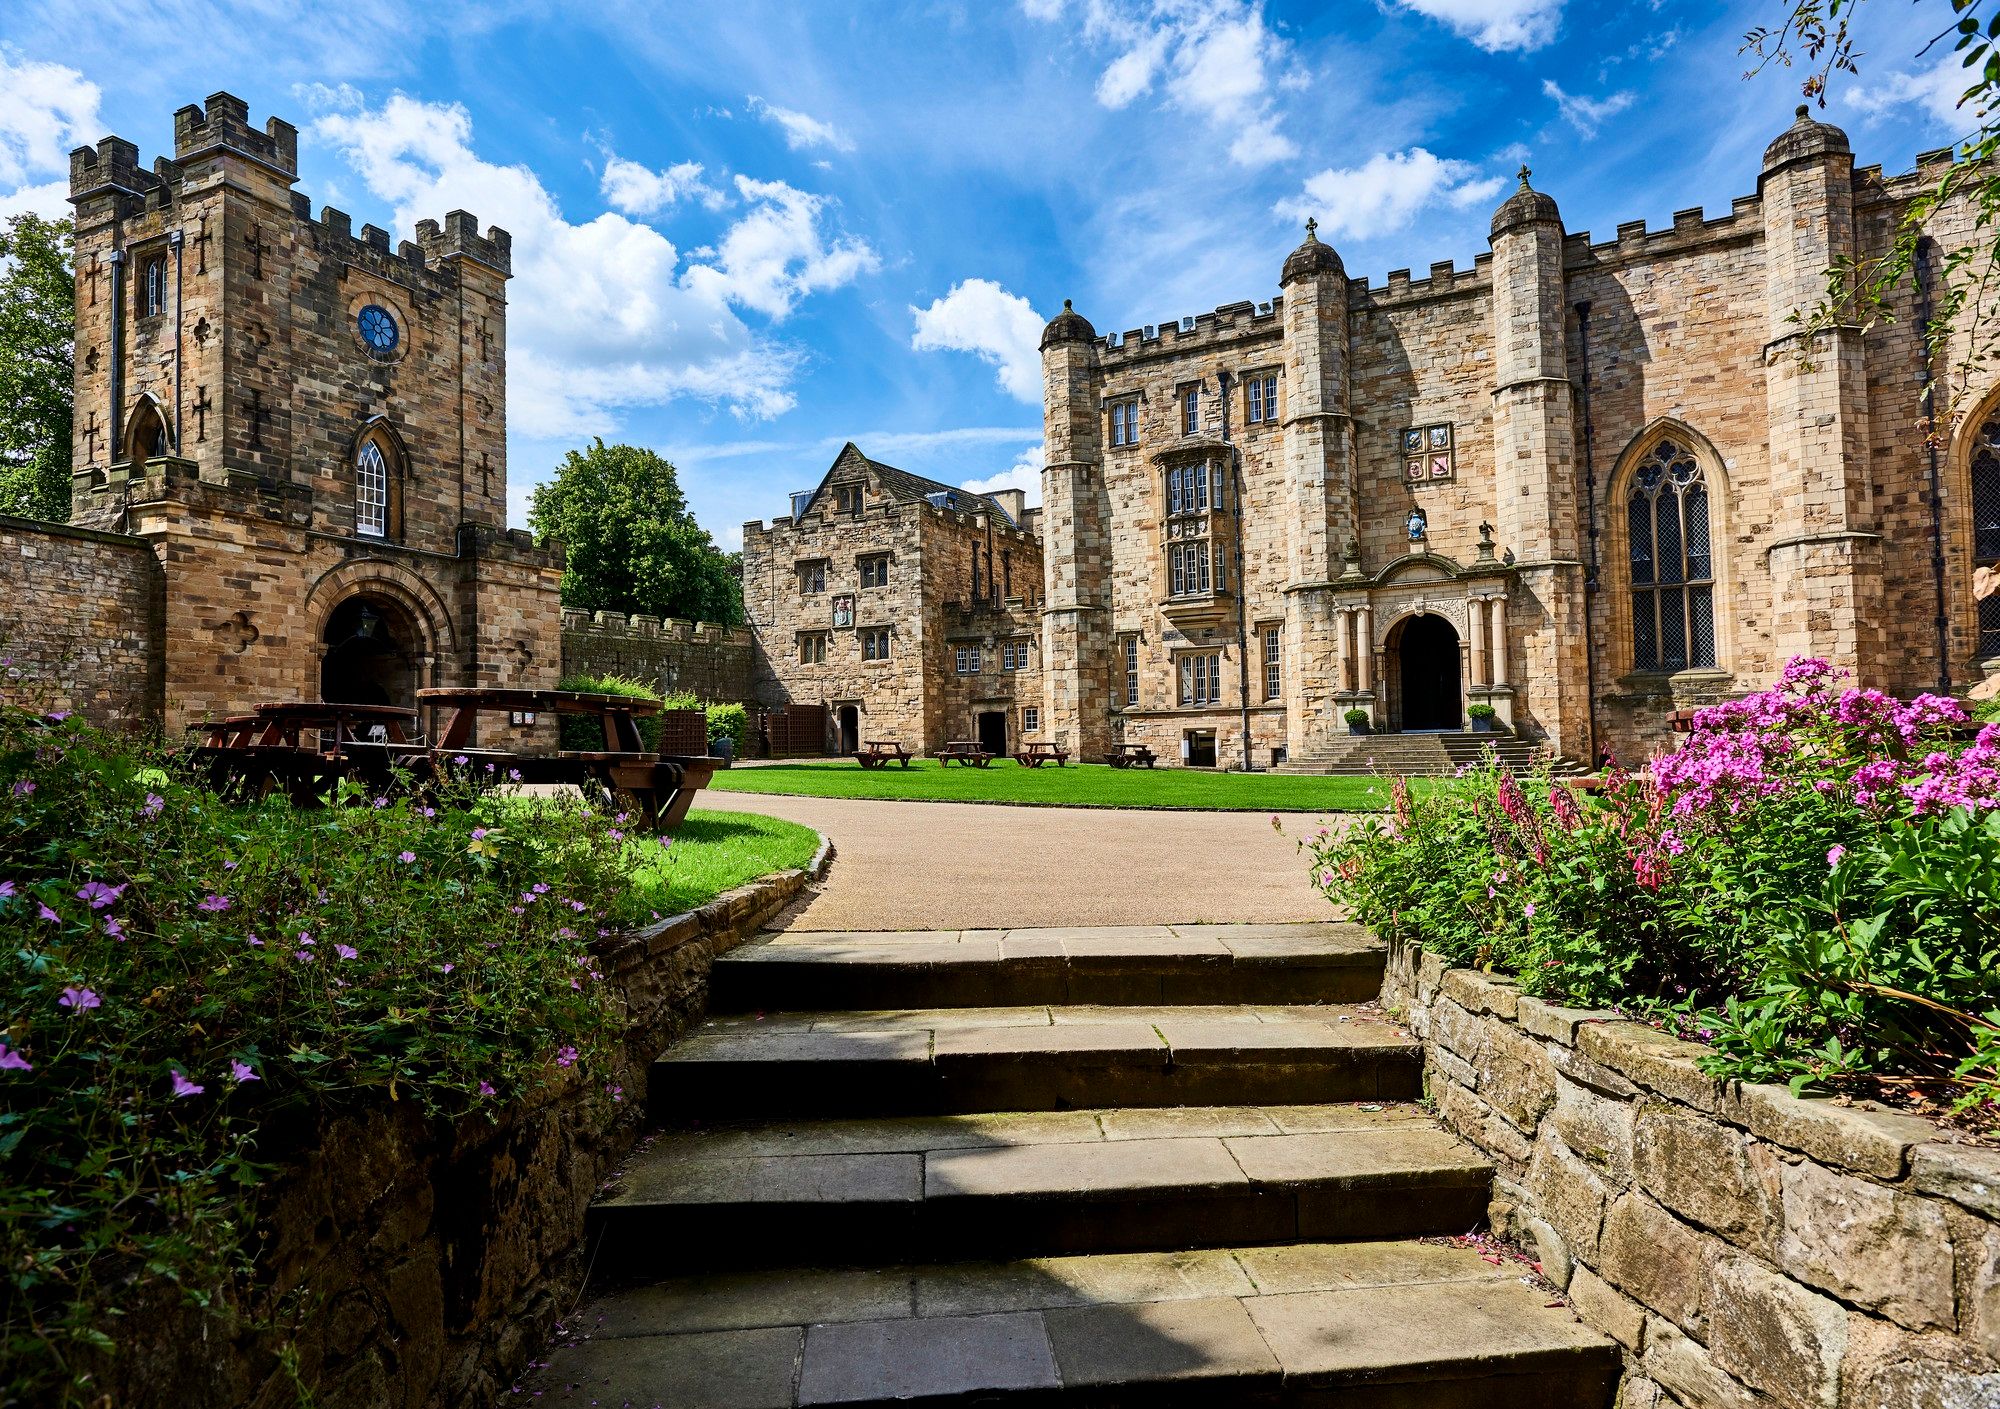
0,706,813,1407
1302,658,2000,1122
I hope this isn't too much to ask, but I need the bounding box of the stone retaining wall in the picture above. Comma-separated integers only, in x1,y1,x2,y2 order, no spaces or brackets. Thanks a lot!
1383,940,2000,1409
0,513,164,729
105,838,832,1409
559,608,754,703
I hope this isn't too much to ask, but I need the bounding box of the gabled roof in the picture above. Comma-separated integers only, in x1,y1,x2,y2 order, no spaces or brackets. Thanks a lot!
801,442,1019,525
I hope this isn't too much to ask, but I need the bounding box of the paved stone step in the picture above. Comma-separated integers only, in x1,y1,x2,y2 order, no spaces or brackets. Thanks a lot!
538,1241,1619,1407
652,1005,1421,1120
591,1104,1489,1271
712,924,1385,1011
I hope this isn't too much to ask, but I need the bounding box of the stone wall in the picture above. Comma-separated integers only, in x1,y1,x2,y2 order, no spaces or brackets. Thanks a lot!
99,839,832,1409
558,609,754,702
1383,942,2000,1409
0,514,164,729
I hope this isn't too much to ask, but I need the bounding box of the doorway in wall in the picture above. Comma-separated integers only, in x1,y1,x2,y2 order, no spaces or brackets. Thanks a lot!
836,704,859,755
977,710,1007,757
1390,612,1462,731
320,594,419,707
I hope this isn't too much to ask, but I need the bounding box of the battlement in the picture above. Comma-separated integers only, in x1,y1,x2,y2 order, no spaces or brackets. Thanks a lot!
1352,255,1492,308
416,211,513,277
559,608,754,646
69,136,157,200
171,92,298,176
1099,297,1284,363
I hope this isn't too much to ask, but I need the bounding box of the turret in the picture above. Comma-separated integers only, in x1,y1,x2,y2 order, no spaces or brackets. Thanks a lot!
1037,300,1117,755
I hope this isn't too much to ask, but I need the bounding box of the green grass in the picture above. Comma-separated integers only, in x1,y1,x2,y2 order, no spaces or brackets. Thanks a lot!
706,758,1399,812
623,808,822,916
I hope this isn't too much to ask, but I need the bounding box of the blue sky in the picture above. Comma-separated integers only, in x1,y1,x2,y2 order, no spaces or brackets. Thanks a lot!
0,0,1977,547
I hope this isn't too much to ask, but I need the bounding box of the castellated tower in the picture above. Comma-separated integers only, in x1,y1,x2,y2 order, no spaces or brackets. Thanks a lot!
1277,224,1358,758
1038,301,1119,757
1486,171,1590,759
62,93,561,731
1758,106,1884,671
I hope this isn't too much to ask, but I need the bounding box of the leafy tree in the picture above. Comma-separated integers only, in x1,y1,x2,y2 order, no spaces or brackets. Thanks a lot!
1745,1,2000,420
0,214,74,522
529,439,743,625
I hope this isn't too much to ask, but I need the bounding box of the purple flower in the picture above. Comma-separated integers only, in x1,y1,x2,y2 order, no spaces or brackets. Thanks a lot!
37,903,60,923
197,894,231,913
1523,902,1537,919
0,880,13,900
478,1080,497,1096
229,1059,259,1083
46,711,70,722
223,859,239,871
58,986,100,1011
532,882,550,895
1827,844,1847,868
11,780,34,797
245,932,263,947
508,768,523,782
0,1041,29,1073
420,806,437,819
336,944,358,961
471,827,488,840
371,796,389,809
76,881,126,910
440,962,455,974
103,915,124,938
143,792,165,817
397,850,417,864
556,1045,579,1068
452,755,469,766
293,950,314,964
170,1069,204,1098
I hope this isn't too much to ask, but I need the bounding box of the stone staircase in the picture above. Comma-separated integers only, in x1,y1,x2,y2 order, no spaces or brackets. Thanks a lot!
534,924,1618,1406
1275,731,1589,778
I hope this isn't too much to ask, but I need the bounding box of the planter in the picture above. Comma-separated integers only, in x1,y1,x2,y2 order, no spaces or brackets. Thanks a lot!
1348,723,1370,735
1470,717,1494,733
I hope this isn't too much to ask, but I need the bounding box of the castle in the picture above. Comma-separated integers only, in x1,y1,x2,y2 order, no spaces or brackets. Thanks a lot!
1032,107,2000,769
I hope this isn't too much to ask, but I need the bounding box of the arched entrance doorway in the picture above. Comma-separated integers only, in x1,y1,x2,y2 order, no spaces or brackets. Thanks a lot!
835,704,860,755
1391,612,1462,731
320,595,422,707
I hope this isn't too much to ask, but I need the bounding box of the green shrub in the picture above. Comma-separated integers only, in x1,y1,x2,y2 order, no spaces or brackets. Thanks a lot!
706,701,748,754
0,708,646,1405
1343,708,1371,729
1467,702,1497,721
555,672,664,751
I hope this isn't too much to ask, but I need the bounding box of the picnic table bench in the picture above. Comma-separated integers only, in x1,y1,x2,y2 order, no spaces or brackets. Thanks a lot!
1104,742,1159,768
856,739,913,769
189,702,423,802
419,687,718,832
1012,741,1069,768
936,740,994,768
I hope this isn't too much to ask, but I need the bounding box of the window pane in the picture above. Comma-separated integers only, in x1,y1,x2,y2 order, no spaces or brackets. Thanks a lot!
1654,490,1684,584
1689,585,1716,668
1633,590,1658,669
1683,482,1711,581
1628,492,1654,585
1659,585,1688,669
1981,592,2000,658
1976,443,2000,561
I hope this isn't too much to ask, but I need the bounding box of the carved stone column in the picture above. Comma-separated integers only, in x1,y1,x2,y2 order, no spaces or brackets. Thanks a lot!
1491,593,1510,686
1468,595,1489,689
1356,606,1374,695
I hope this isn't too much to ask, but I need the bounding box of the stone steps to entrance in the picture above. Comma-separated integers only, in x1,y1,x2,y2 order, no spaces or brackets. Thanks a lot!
541,1241,1620,1407
537,922,1618,1407
590,1104,1492,1272
710,923,1386,1011
1275,732,1588,778
652,1005,1422,1119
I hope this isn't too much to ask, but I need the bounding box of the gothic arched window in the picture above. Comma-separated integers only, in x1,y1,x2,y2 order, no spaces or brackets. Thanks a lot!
1973,414,2000,657
141,256,166,318
123,398,169,464
1628,440,1716,671
356,441,390,538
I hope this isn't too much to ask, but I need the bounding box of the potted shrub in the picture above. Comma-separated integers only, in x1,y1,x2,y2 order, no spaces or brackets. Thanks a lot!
1344,707,1371,736
1468,702,1498,734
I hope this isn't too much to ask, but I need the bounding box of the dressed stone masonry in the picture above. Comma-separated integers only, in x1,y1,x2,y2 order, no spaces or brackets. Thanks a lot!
1040,111,2000,769
1383,941,2000,1409
742,442,1046,755
23,92,564,734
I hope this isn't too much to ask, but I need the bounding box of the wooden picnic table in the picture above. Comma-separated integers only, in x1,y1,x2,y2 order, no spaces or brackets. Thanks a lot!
1012,741,1069,768
1104,742,1159,768
856,739,913,769
189,702,424,804
936,740,994,768
417,687,717,832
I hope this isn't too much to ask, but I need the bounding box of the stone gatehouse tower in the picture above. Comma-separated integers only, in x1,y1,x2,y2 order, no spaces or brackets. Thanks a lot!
1041,108,2000,769
63,92,561,731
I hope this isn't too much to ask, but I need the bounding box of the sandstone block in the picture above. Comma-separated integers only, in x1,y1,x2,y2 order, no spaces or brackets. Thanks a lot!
1632,1100,1780,1251
1429,996,1489,1065
1728,1083,1940,1181
1598,1194,1714,1335
1776,1158,1955,1331
1552,1076,1635,1186
1440,967,1520,1020
1478,1021,1558,1133
1912,1142,2000,1221
1578,1023,1725,1113
1641,1316,1756,1408
1706,1254,1846,1409
1518,995,1622,1047
1568,1263,1646,1351
1529,1135,1609,1261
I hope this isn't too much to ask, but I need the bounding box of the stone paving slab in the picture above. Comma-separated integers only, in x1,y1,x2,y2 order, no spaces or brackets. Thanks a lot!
537,1243,1618,1406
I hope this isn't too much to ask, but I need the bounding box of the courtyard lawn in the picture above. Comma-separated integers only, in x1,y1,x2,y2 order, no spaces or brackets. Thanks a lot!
621,808,823,915
706,758,1402,811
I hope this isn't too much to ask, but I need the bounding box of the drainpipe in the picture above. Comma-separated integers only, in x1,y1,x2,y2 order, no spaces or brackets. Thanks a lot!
1915,236,1953,694
169,230,184,450
1573,300,1603,768
1220,371,1254,771
108,249,125,466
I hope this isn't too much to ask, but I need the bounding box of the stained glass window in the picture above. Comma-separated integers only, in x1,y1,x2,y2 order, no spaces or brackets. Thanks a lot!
1628,441,1716,671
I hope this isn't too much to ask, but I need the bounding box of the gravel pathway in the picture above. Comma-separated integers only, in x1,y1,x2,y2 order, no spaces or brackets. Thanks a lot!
705,792,1340,930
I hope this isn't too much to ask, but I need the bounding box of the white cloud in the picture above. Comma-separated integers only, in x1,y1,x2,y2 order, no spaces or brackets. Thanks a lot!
963,440,1047,510
312,94,875,437
1848,55,1976,131
681,175,879,320
599,153,724,216
0,53,100,213
910,279,1046,403
1542,79,1634,137
1279,148,1504,242
1035,0,1302,168
1391,0,1564,53
747,95,855,153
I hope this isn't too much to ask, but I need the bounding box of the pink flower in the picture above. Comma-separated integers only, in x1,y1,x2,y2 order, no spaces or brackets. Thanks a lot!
293,949,314,963
76,880,126,909
170,1069,204,1098
245,932,262,946
440,962,455,974
336,944,358,961
471,827,488,840
197,894,231,913
58,986,100,1011
397,851,416,864
1523,902,1537,919
229,1060,259,1084
0,1041,29,1072
556,1045,579,1068
1827,845,1847,868
103,915,123,938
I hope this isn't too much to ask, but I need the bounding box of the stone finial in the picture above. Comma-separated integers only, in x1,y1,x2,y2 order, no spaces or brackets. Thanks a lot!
1517,164,1532,189
1281,217,1344,287
1039,297,1097,351
1305,216,1318,240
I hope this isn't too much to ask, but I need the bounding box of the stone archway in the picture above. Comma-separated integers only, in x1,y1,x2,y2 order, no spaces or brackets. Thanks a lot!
1388,612,1463,731
320,593,424,707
